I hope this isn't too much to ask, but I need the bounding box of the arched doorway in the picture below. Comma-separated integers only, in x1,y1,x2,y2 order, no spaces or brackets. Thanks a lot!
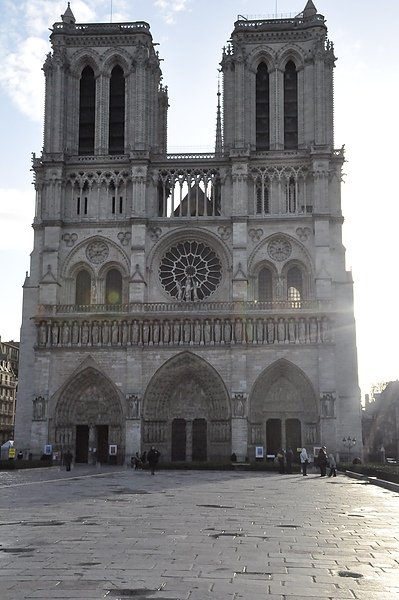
143,352,230,462
52,367,124,464
249,359,318,458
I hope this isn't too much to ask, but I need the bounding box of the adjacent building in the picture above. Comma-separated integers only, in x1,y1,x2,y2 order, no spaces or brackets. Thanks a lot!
0,337,19,445
15,1,362,464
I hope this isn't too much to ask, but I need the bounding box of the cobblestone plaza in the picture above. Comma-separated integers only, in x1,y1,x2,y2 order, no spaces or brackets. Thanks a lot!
0,467,398,599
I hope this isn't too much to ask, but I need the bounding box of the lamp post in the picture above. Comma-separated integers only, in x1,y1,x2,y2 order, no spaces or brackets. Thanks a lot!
342,436,356,463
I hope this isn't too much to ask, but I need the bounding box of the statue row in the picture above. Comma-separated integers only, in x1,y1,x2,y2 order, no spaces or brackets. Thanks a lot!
37,315,331,348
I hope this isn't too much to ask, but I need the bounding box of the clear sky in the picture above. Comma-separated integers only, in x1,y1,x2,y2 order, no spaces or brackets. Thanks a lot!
0,0,398,399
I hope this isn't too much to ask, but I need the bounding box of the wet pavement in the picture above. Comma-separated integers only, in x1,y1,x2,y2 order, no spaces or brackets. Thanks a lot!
0,465,398,599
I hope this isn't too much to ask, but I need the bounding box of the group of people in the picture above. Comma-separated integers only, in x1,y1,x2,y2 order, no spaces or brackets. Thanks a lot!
131,446,161,475
276,447,337,477
299,446,337,477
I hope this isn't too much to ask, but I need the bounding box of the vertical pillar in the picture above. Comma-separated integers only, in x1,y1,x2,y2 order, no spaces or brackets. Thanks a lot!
231,393,248,462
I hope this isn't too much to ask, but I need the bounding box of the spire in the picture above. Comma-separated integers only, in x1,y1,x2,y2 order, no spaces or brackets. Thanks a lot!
215,77,223,157
62,2,76,24
303,0,317,20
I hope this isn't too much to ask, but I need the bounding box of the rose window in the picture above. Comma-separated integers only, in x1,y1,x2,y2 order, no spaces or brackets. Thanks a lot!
159,240,222,301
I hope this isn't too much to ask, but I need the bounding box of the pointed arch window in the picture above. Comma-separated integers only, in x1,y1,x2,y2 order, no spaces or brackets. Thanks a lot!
285,176,297,213
258,267,273,302
106,268,122,305
284,61,298,149
109,65,125,155
78,66,95,155
256,176,270,214
287,266,303,308
76,269,91,305
256,62,270,151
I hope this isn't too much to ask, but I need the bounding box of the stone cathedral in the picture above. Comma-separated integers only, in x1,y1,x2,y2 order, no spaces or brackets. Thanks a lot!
15,1,362,464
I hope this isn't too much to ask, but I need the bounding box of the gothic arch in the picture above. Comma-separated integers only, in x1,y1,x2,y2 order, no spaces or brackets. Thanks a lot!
102,49,132,76
248,232,312,276
277,44,305,70
248,46,276,71
53,365,124,427
250,359,318,421
69,49,101,78
61,235,130,279
143,352,230,421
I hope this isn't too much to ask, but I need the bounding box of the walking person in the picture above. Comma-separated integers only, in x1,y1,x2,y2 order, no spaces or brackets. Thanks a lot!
147,446,160,475
64,449,73,472
328,452,337,477
317,446,328,477
285,447,294,474
276,448,285,474
300,447,309,476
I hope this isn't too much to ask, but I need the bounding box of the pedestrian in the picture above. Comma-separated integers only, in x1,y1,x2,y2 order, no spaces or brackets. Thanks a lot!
64,449,73,472
300,447,309,476
133,452,143,470
328,452,337,477
285,447,294,474
140,450,147,465
276,448,285,474
317,446,328,477
147,446,160,475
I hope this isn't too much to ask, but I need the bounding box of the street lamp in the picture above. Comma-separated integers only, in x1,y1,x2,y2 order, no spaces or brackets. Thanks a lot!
342,436,356,463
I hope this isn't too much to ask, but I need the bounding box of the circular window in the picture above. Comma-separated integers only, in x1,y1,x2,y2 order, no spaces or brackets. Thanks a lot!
159,240,222,301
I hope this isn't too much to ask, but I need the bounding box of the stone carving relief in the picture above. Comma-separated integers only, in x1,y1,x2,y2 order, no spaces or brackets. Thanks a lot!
36,315,332,348
320,392,336,418
126,394,141,419
33,396,47,421
86,240,109,264
143,421,166,444
209,421,230,443
232,393,247,418
296,227,311,242
267,238,292,261
304,423,317,445
149,227,162,241
63,233,78,247
217,225,232,240
251,423,263,445
117,232,131,246
249,228,263,242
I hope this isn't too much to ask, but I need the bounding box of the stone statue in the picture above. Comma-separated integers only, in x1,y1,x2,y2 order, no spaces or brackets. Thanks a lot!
71,321,79,345
183,320,191,343
309,318,317,343
92,321,99,345
193,278,199,301
214,319,221,344
33,396,46,420
203,319,211,344
163,320,170,344
223,319,232,343
52,322,59,346
176,279,183,301
173,320,180,344
39,322,47,346
132,320,140,344
246,318,253,343
122,321,128,345
256,319,263,344
267,319,275,344
234,319,243,344
184,276,192,301
127,394,140,419
277,318,285,343
298,318,306,344
194,319,201,344
153,321,160,345
288,318,296,343
142,321,150,345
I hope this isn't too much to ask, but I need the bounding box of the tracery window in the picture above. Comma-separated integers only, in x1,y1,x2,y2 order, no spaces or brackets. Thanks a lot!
284,61,298,149
105,269,122,305
285,176,297,213
253,170,270,214
158,169,221,218
287,266,303,308
256,62,270,151
258,268,273,302
75,269,91,305
78,66,95,155
159,241,222,301
109,65,125,155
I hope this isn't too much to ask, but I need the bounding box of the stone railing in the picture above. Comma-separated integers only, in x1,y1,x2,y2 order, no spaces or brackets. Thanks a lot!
36,299,333,317
35,314,332,349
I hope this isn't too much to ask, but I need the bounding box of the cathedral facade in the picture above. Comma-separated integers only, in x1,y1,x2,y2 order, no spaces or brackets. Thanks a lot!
15,1,362,464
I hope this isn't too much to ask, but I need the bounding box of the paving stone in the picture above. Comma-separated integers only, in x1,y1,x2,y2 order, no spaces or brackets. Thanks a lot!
0,466,398,600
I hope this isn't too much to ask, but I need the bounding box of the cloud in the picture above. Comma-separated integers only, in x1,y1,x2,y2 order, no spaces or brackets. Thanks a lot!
154,0,189,24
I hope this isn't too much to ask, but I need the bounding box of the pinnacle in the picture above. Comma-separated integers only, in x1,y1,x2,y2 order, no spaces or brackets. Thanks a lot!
62,2,76,24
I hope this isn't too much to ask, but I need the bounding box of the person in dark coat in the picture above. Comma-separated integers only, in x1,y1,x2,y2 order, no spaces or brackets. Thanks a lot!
64,450,73,472
285,447,294,474
317,446,328,477
147,446,160,475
